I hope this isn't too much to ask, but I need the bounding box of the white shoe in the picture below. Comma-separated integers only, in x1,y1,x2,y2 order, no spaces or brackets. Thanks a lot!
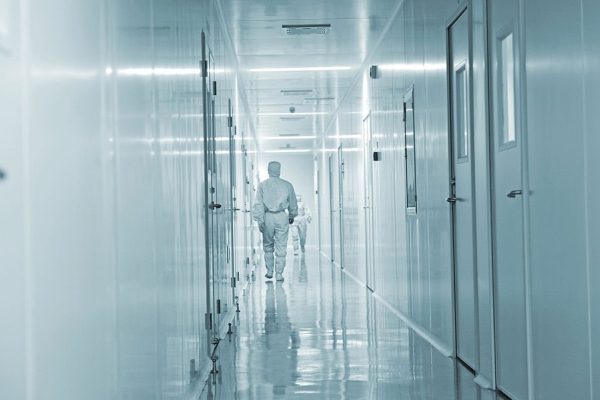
265,272,273,279
275,273,284,282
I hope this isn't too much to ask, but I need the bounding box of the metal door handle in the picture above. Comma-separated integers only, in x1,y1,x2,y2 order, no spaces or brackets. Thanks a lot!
209,202,222,210
233,208,241,211
0,168,5,181
507,189,523,198
446,197,458,204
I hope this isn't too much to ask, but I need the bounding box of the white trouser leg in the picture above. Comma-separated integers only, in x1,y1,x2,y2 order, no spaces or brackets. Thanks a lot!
271,212,290,274
291,225,300,251
262,215,276,274
298,222,308,250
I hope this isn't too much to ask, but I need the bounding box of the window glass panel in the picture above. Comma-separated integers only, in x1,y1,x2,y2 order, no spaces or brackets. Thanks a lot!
404,90,417,210
500,33,516,144
0,0,8,38
0,0,10,47
455,66,468,159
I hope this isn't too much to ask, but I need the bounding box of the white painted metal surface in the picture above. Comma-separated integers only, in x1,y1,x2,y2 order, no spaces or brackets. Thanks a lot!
448,8,478,370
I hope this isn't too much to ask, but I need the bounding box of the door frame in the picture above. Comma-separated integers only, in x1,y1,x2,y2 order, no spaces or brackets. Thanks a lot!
327,154,335,262
337,145,345,269
445,1,481,370
486,0,534,396
227,99,236,304
362,112,375,291
201,31,214,351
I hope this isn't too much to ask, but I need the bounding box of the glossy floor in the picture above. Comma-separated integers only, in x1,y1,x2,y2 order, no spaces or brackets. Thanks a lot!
200,249,500,399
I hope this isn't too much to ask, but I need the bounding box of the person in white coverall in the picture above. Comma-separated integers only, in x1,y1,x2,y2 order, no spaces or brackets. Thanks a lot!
253,161,298,281
291,194,311,255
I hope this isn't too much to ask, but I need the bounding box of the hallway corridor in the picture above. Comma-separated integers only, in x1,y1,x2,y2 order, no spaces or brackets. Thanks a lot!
199,250,496,400
3,0,600,398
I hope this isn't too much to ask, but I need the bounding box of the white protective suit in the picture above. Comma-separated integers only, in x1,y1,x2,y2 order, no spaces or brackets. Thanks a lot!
291,195,311,255
252,161,298,280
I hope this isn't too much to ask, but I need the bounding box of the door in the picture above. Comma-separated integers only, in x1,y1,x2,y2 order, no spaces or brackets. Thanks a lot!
447,9,478,370
337,145,345,268
488,0,527,398
201,31,216,346
328,155,336,261
227,100,237,303
242,145,252,281
363,113,375,291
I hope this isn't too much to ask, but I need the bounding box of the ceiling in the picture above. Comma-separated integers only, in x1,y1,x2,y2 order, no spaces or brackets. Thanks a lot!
219,0,401,152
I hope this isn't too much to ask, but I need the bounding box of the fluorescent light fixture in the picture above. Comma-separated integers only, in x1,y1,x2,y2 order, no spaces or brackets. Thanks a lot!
170,113,230,118
260,135,316,141
260,149,312,154
113,67,231,77
379,63,445,72
327,134,362,139
249,66,351,73
259,111,328,116
321,148,361,152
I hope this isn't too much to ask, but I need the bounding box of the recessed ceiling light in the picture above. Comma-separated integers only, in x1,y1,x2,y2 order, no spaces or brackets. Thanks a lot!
280,89,314,96
248,66,351,73
260,111,327,117
282,24,331,35
261,135,316,140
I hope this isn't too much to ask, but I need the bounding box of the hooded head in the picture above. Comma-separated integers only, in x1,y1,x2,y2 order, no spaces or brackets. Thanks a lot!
268,161,281,178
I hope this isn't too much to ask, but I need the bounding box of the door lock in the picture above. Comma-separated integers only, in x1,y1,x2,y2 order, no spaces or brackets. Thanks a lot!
506,189,523,198
209,202,222,210
446,197,458,204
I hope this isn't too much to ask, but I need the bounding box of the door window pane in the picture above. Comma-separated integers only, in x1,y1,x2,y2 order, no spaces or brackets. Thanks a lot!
499,33,516,144
404,89,417,210
455,65,468,159
0,0,9,50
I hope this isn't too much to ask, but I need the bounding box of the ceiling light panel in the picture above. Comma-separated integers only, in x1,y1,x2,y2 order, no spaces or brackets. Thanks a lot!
248,66,351,73
282,24,331,35
280,89,314,96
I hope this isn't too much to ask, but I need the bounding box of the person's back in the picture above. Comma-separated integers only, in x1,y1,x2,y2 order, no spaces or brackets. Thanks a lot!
252,161,298,281
257,176,295,214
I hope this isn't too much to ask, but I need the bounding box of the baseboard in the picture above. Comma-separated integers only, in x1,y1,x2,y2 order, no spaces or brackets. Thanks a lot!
319,250,453,358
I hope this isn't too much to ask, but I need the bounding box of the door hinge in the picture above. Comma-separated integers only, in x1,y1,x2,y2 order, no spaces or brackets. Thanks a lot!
227,116,233,128
231,277,236,288
205,313,213,330
236,271,240,281
216,299,221,314
212,81,217,96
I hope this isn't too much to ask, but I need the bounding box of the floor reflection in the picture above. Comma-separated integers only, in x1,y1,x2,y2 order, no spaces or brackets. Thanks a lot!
263,282,300,395
200,249,501,399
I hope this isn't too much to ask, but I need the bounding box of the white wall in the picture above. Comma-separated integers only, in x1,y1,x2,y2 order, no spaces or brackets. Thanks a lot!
320,0,457,354
0,0,256,398
318,0,600,398
524,0,599,397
